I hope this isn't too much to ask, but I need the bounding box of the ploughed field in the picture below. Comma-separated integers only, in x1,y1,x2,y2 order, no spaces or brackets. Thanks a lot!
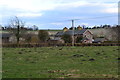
2,46,119,78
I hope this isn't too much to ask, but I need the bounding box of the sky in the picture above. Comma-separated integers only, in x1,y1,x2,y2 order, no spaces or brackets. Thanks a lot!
0,0,119,29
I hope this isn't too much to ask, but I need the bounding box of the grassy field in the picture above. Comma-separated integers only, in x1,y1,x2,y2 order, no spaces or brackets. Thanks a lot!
2,46,119,78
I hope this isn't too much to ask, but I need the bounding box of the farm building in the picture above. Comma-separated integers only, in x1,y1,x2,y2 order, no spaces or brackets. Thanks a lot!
93,37,108,43
1,33,26,43
0,33,14,43
54,29,93,43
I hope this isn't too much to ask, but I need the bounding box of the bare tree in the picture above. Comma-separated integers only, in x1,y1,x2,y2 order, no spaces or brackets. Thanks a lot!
8,16,26,44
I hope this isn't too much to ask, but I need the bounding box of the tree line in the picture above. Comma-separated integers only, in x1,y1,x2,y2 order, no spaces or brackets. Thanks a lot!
68,25,120,30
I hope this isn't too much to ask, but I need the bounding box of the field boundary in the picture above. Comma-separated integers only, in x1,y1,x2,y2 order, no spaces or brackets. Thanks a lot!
1,78,119,80
2,43,120,48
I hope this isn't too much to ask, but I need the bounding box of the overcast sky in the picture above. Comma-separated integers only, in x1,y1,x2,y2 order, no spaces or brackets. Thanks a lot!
0,0,119,29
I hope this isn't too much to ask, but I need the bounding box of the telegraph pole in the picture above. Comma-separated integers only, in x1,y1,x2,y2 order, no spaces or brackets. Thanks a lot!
72,20,74,46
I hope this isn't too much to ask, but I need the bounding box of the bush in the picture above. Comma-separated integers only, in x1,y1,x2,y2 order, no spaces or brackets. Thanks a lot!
38,30,49,42
61,34,72,43
31,36,39,43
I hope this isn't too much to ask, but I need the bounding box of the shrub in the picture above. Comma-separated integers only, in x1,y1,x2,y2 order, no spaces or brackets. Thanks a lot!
38,30,49,42
61,34,72,43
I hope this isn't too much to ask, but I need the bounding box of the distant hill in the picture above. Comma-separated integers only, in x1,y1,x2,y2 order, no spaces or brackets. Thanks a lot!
89,27,119,41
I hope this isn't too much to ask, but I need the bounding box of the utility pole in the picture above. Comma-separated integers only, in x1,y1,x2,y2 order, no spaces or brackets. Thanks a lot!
72,20,74,46
17,21,20,44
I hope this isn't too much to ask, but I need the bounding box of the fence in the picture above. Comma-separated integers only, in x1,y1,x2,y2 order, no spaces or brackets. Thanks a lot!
1,43,120,48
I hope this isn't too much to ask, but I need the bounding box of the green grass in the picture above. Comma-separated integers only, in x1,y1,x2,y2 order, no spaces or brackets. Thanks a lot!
2,46,119,78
